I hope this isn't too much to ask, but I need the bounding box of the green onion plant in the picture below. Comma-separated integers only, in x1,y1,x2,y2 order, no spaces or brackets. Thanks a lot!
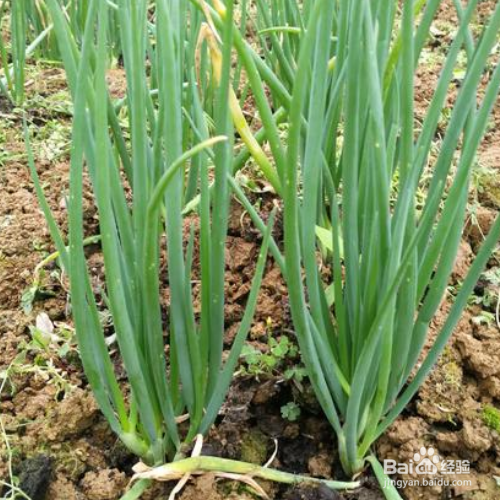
0,0,122,105
191,0,500,494
33,0,263,460
18,0,63,60
30,0,267,485
282,0,500,486
0,0,26,104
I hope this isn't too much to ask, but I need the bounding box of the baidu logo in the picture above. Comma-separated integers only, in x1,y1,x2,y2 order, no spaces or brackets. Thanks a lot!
382,445,471,490
413,447,440,475
384,446,442,476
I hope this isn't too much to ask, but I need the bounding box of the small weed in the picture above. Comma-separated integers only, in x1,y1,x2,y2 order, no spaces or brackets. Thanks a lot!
281,401,301,422
25,312,77,360
471,310,495,327
1,313,78,399
482,405,500,432
284,366,307,384
443,361,462,388
240,334,306,423
21,268,59,315
240,334,302,379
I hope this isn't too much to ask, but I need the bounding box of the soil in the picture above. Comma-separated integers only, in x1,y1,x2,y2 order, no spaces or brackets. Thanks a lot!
1,1,500,499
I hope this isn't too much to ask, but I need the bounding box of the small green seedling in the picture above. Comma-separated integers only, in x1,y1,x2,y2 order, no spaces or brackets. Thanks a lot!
482,405,500,432
240,335,303,379
26,312,77,359
281,402,301,422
